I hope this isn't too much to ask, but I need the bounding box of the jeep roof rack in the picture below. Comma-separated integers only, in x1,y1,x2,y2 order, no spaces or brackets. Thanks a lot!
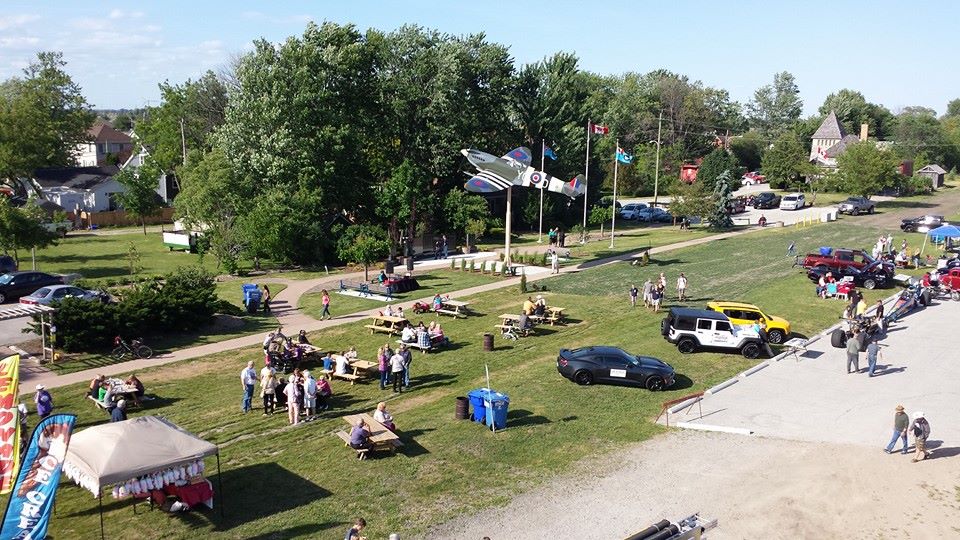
670,307,727,320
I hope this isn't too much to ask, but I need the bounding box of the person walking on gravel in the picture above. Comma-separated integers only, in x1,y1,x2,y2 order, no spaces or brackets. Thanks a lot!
884,405,910,454
320,289,332,320
910,412,931,462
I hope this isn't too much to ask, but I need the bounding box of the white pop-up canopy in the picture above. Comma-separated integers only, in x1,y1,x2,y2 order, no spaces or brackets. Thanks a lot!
64,416,218,493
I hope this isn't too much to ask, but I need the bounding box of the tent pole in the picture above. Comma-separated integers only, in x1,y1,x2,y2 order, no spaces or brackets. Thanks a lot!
216,452,224,518
98,489,105,540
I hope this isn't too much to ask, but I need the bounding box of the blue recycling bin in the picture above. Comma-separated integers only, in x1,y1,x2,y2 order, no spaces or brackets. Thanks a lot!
242,284,262,313
484,391,510,430
467,388,487,423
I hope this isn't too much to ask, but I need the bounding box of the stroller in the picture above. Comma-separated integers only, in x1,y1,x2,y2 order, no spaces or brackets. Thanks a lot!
412,301,432,315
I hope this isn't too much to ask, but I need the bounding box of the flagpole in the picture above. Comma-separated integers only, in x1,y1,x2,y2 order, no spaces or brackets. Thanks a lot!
610,138,618,248
582,119,590,242
538,139,545,244
504,186,513,268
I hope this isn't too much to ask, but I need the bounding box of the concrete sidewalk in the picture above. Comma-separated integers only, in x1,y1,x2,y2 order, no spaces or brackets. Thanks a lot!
20,227,755,392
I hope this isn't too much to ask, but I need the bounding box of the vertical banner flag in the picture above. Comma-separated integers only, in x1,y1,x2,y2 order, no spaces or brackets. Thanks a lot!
544,145,558,160
616,147,634,164
1,413,77,540
589,122,609,135
0,354,21,495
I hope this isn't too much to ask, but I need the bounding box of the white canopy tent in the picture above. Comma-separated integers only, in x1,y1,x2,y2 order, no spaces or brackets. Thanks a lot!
63,416,222,539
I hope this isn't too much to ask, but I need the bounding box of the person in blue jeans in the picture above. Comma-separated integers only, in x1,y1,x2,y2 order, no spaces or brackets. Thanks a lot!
240,361,257,413
400,344,413,387
884,405,910,454
866,340,882,377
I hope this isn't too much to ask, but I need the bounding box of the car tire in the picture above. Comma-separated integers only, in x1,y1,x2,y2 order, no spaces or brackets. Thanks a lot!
0,292,6,303
863,278,877,290
952,291,960,302
766,329,786,344
852,208,859,216
573,370,593,386
868,206,875,214
677,337,697,354
645,376,665,391
741,342,761,359
660,318,669,337
921,289,931,306
830,328,847,348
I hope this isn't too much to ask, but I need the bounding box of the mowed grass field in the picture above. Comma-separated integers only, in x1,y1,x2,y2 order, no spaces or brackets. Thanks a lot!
31,221,922,539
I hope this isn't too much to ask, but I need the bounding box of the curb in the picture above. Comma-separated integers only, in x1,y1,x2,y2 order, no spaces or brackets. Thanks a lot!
705,377,738,395
674,422,754,436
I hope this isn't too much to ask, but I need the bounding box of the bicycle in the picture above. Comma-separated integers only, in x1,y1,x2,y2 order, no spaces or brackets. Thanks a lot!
112,336,153,360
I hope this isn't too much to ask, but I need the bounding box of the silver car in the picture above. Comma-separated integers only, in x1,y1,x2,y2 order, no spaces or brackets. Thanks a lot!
620,203,649,220
19,285,101,306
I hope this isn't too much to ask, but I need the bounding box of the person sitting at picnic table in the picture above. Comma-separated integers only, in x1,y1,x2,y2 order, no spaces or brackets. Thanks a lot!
335,354,350,376
400,325,417,344
517,313,532,331
395,306,405,318
297,329,310,345
384,304,395,317
349,419,372,451
100,381,117,410
432,293,443,311
125,374,145,406
522,296,536,315
88,374,105,399
533,295,547,316
374,402,396,432
416,326,431,349
344,346,358,360
110,399,128,423
317,375,333,411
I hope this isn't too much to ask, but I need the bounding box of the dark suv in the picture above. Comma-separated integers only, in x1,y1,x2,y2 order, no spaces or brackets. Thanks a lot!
750,192,781,209
0,271,63,303
0,256,16,275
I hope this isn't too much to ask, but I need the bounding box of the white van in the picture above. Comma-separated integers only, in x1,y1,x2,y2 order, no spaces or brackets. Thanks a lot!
779,193,806,211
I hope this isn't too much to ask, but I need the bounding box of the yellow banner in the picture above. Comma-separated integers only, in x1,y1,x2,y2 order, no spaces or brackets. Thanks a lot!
0,354,21,495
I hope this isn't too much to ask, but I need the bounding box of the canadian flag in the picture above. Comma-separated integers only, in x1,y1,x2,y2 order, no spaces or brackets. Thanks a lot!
590,123,609,135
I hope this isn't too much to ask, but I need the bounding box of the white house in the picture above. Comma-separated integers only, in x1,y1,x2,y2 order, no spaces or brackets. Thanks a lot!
120,142,179,203
32,166,125,213
74,123,134,167
810,110,865,168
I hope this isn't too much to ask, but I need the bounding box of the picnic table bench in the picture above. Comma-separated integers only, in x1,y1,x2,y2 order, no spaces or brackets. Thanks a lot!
365,315,408,335
396,339,435,353
436,299,470,318
337,413,404,459
331,356,377,385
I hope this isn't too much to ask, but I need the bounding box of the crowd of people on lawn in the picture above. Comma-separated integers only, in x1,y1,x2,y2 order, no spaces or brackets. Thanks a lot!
629,272,688,312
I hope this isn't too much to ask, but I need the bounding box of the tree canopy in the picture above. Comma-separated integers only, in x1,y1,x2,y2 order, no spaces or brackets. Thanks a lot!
833,142,900,197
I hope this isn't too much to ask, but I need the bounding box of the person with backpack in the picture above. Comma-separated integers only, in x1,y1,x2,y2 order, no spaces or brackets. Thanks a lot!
910,412,931,462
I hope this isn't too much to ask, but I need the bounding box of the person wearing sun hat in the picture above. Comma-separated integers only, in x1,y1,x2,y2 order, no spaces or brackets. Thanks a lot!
884,404,910,454
34,384,53,419
910,411,931,462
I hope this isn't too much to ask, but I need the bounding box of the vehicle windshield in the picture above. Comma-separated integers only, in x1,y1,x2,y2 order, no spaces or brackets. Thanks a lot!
784,196,797,201
31,288,51,297
0,274,12,285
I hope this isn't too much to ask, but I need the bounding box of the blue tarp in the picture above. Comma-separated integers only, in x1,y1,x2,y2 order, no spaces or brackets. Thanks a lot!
927,224,960,240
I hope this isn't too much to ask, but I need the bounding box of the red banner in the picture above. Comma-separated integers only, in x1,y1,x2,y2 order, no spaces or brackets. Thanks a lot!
590,123,609,135
0,355,20,495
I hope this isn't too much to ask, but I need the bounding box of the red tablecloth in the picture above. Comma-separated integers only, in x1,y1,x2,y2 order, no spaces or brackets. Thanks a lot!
149,480,214,509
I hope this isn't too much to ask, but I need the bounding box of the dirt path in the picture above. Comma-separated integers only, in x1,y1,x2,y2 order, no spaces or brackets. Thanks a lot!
857,185,960,229
430,430,960,539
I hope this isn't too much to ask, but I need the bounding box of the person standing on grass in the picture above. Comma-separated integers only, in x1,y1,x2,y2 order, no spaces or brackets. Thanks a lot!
320,289,332,320
302,371,317,417
240,361,256,413
658,272,667,290
317,375,332,411
846,330,862,374
401,344,413,388
651,286,663,313
642,278,653,309
261,372,277,415
676,273,688,301
629,284,639,308
262,284,271,314
866,339,882,377
910,412,931,462
550,249,559,274
377,345,390,390
284,373,300,425
390,348,406,393
885,405,910,454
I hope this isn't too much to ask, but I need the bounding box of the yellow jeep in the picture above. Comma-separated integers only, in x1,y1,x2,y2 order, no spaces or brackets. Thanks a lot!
706,301,791,344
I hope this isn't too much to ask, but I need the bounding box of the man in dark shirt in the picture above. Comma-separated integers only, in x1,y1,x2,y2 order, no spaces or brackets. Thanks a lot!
110,400,128,422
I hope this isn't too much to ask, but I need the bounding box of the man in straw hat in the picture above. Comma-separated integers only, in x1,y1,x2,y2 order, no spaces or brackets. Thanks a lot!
910,411,931,462
884,405,910,454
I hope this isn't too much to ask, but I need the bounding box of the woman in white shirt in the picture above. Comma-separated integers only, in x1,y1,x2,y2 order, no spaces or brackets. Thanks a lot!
373,401,396,431
334,355,349,375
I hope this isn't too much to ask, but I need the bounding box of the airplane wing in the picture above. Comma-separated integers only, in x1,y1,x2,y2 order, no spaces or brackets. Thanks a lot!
465,170,515,194
501,147,533,167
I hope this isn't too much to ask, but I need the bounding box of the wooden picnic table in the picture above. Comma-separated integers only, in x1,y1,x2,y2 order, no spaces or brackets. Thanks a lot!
498,314,521,322
365,315,409,335
331,356,376,385
341,413,402,454
436,299,471,318
533,306,565,326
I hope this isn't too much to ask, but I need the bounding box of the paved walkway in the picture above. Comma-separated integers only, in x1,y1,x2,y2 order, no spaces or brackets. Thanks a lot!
19,227,757,392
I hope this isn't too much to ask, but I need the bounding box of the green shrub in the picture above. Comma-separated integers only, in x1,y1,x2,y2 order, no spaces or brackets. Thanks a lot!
540,252,548,266
450,258,455,270
519,268,527,293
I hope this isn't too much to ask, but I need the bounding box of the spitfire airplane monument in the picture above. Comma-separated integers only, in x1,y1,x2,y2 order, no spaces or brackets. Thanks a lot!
461,146,585,267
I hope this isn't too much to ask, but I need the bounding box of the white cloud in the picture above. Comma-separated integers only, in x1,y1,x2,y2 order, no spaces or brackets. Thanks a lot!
70,18,110,31
0,36,40,49
108,9,144,20
0,14,39,30
108,9,123,19
240,11,312,24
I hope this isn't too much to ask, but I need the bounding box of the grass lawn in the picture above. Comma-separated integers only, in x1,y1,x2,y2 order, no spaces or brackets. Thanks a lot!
298,269,502,317
32,219,927,540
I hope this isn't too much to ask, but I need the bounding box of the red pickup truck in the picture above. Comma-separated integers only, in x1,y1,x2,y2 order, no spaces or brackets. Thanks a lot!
939,268,960,299
801,248,893,276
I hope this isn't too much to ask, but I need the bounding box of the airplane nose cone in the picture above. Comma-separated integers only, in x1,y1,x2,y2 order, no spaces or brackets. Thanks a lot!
460,149,471,157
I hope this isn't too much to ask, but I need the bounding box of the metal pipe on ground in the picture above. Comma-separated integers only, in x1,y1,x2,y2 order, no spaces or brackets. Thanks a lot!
625,519,671,540
646,524,680,540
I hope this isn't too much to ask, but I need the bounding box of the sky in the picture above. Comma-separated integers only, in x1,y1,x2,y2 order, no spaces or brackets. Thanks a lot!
1,0,957,116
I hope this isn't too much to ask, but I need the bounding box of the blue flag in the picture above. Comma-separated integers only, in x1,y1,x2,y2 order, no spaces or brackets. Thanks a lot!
616,147,634,164
544,145,558,160
1,413,77,540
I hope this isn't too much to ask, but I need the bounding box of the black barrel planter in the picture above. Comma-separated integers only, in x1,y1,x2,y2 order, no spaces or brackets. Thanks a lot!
454,396,470,420
482,333,494,351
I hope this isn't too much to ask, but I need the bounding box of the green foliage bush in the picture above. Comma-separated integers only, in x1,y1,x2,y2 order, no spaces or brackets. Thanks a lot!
36,266,219,352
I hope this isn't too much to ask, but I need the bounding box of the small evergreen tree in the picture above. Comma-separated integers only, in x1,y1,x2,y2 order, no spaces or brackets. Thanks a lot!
709,171,735,230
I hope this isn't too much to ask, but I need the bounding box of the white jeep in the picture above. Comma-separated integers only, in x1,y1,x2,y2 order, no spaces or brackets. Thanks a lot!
661,307,766,359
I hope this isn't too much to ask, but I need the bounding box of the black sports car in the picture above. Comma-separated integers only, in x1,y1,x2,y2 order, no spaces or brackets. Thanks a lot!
806,261,890,290
750,192,781,209
556,346,675,390
900,215,944,233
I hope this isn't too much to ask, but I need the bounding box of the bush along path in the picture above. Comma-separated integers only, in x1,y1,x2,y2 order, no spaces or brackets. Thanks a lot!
18,227,756,393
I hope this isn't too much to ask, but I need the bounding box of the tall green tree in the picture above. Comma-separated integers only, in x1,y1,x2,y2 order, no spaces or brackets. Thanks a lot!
336,224,390,281
696,148,738,191
667,180,712,224
762,132,811,189
115,157,163,234
443,189,489,250
376,160,432,258
833,142,900,197
0,52,94,182
0,199,57,266
730,131,765,172
818,89,894,139
137,71,228,172
747,71,802,138
892,108,960,170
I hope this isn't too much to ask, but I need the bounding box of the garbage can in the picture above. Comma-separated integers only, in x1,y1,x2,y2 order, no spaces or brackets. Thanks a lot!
454,396,469,420
482,333,494,352
467,389,487,423
242,284,262,314
384,259,395,274
484,391,510,430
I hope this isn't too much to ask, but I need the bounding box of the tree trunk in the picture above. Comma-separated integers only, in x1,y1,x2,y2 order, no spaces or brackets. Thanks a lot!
363,263,369,282
142,219,147,235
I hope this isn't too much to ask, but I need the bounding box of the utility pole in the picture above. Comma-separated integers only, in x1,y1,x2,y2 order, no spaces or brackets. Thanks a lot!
180,117,187,166
652,110,663,207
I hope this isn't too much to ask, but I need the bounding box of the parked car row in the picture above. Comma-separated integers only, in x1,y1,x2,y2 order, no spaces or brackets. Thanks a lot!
619,204,673,223
0,270,104,305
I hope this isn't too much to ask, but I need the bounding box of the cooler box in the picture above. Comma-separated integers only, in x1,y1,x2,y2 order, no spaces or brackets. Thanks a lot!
819,246,832,256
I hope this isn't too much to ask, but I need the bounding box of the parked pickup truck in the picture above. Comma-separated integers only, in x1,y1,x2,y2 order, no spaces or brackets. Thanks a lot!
801,248,893,276
837,196,875,215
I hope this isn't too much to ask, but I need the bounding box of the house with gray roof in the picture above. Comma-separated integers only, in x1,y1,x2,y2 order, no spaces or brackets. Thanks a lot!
917,164,947,189
32,165,125,213
810,110,867,168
